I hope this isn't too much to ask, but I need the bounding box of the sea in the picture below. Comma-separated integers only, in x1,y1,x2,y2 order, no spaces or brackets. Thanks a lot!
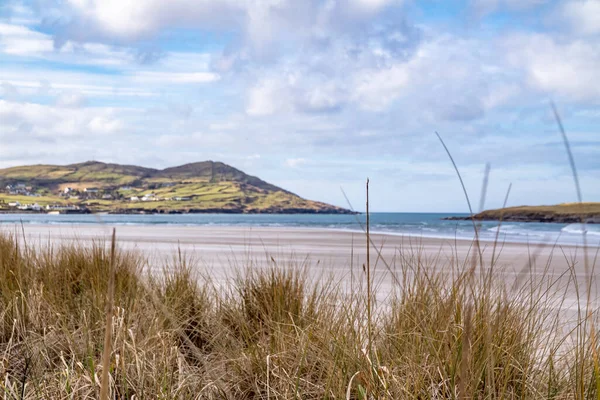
1,212,599,247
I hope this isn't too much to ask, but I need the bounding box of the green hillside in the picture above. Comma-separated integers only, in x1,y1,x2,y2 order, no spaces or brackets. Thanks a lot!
445,203,600,223
0,161,352,214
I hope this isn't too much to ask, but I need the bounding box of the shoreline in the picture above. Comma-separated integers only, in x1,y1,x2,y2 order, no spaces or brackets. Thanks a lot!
2,223,596,313
1,221,595,248
5,222,588,265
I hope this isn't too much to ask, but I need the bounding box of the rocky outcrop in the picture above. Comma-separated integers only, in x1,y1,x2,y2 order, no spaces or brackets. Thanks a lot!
109,206,357,215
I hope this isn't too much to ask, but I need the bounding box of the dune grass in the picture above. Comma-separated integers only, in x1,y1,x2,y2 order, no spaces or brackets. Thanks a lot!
0,228,598,399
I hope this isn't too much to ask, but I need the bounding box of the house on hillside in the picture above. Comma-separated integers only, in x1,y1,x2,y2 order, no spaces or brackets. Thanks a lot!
130,196,139,202
8,201,20,207
141,193,156,202
46,204,80,211
18,203,41,211
174,197,191,201
64,187,73,194
102,194,113,200
84,188,99,193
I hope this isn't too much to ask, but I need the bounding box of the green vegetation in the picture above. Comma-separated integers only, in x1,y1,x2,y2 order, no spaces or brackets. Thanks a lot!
0,230,598,398
484,202,600,214
0,161,351,214
447,202,600,223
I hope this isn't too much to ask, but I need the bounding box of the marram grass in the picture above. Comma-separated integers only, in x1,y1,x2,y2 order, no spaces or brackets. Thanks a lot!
0,232,599,399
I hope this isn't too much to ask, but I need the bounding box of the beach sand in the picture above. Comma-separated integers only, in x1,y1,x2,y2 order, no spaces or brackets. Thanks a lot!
3,223,597,315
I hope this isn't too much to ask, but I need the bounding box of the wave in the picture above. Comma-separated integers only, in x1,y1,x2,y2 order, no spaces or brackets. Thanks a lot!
487,224,518,233
561,224,600,236
486,224,553,240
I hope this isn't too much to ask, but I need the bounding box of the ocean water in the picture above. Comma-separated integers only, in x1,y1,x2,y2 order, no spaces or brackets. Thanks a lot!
1,213,599,246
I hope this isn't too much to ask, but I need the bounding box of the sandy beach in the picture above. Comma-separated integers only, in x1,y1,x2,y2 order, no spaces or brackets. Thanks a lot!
4,223,596,308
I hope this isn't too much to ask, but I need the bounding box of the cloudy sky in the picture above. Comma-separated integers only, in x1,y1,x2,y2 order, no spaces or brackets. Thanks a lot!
0,0,599,212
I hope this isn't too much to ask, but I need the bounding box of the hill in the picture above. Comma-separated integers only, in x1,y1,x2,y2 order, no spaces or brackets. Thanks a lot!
444,203,600,224
0,161,353,214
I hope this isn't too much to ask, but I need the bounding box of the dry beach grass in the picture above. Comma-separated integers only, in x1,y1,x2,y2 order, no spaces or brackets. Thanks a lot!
0,226,599,399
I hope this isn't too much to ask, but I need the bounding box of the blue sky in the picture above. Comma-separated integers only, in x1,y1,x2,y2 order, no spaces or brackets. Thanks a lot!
0,0,599,212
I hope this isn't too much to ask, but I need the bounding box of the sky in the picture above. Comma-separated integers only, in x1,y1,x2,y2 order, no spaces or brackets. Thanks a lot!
0,0,599,212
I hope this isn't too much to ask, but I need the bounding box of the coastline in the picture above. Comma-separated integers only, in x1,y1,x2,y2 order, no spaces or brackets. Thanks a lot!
0,209,359,215
1,214,596,247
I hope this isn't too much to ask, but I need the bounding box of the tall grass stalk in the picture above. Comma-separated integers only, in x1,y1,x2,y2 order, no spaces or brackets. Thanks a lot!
100,229,116,400
552,102,597,400
365,178,373,366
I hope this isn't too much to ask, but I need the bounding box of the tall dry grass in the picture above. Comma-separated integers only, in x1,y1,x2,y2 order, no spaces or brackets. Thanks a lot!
0,228,598,399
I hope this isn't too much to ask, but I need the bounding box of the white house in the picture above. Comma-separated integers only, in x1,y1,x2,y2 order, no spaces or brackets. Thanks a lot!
130,196,139,202
141,193,156,201
17,203,41,211
102,194,113,200
84,188,99,193
64,187,73,194
8,201,20,207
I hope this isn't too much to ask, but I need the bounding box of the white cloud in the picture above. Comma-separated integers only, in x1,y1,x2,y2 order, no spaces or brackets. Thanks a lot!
285,158,308,168
88,115,124,134
351,65,410,111
0,22,137,66
244,34,520,120
1,75,156,98
48,0,407,64
62,0,247,39
55,92,87,108
505,33,600,100
0,1,39,26
560,1,600,35
0,81,20,100
0,22,53,55
0,99,125,138
350,0,399,11
131,71,220,84
246,78,287,116
209,121,239,131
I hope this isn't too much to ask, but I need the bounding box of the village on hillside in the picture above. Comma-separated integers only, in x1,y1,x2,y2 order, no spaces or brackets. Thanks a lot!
1,182,192,213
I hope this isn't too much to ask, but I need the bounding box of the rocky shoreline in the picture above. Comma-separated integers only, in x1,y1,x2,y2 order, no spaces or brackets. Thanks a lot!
1,208,358,215
109,207,358,215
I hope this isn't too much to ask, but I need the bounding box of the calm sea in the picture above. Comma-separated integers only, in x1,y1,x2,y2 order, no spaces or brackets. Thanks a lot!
1,213,599,246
